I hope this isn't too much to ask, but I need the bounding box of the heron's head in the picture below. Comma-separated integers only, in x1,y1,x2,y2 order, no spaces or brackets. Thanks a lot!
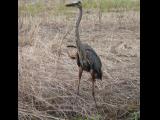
65,1,82,8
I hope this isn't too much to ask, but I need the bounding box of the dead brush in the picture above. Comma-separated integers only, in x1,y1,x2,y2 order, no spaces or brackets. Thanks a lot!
18,0,139,119
18,15,41,47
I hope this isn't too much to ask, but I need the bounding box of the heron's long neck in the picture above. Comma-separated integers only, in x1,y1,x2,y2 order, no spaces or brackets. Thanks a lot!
75,7,82,51
75,6,87,66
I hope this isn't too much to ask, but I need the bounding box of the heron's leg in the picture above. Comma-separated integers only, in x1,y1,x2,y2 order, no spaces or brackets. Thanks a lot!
77,67,83,95
91,70,98,109
92,79,98,109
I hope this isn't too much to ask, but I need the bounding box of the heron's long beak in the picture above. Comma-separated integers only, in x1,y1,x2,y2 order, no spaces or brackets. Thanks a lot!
65,3,77,7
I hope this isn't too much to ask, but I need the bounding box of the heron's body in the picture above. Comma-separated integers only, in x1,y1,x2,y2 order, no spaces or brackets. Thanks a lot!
66,1,102,108
76,43,102,79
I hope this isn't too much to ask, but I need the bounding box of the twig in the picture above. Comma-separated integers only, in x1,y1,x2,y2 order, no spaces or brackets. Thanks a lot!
19,109,66,120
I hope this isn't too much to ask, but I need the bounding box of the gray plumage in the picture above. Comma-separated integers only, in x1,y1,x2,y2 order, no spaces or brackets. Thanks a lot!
66,1,102,108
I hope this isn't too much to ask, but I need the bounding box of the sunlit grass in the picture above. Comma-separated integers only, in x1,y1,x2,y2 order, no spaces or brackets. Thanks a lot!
83,0,140,12
19,0,45,16
18,0,140,16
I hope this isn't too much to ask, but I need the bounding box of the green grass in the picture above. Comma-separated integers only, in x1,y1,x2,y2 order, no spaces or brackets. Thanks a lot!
19,1,72,16
83,0,140,12
55,0,139,16
18,0,140,16
130,111,140,120
18,0,46,16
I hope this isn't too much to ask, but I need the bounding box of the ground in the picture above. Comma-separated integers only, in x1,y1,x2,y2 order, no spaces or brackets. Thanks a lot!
18,1,140,120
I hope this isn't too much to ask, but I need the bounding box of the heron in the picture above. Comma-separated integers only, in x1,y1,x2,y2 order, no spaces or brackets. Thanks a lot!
66,1,102,108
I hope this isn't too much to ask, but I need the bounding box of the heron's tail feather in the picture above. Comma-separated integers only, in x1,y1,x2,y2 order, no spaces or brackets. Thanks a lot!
96,70,103,80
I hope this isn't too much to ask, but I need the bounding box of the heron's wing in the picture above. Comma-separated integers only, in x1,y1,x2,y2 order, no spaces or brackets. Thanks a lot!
85,48,102,70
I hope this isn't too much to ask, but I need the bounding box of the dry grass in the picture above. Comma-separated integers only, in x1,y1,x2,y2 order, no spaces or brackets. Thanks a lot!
18,0,140,120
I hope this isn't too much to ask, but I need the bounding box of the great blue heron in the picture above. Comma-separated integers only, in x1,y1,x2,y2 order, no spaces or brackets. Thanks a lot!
66,1,102,108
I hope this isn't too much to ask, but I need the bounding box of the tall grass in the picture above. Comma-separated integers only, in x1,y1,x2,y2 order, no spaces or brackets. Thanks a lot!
18,0,140,16
83,0,139,12
19,0,45,16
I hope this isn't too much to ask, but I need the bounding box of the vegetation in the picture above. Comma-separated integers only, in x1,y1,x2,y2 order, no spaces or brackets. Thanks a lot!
83,0,140,12
18,0,140,120
19,0,140,16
